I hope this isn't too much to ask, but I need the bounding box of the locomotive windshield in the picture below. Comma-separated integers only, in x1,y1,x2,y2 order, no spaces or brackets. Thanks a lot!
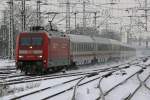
20,37,31,46
20,37,43,46
32,37,43,46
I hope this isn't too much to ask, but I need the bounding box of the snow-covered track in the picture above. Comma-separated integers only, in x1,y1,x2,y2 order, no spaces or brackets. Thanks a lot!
0,67,16,71
0,57,146,100
41,66,132,100
0,57,141,85
0,66,16,76
124,73,150,100
0,65,120,86
144,75,150,91
96,68,143,100
6,65,126,100
7,76,83,100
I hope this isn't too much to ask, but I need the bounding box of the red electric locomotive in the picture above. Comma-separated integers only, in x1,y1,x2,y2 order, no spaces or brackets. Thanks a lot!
16,26,136,74
16,27,70,74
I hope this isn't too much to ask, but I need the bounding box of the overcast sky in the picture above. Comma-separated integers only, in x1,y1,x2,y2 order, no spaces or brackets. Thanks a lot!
0,0,149,37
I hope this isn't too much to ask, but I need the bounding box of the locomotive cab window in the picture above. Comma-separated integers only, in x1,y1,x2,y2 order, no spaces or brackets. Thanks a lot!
32,37,43,46
20,37,43,46
20,37,31,46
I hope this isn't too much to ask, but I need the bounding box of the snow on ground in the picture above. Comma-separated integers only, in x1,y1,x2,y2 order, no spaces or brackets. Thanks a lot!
131,86,150,100
105,76,140,100
1,57,150,100
0,59,15,68
100,65,141,92
138,66,150,81
129,66,150,100
146,77,150,91
105,64,150,100
1,76,82,99
45,65,142,100
144,59,150,66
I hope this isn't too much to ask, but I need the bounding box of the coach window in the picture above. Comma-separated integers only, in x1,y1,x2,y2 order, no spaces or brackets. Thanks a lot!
82,43,84,51
76,43,78,52
88,43,90,51
79,43,80,52
77,43,78,52
73,43,75,51
75,43,76,52
89,43,91,51
78,43,79,52
81,43,83,51
87,43,89,51
85,43,86,51
86,43,88,51
98,44,100,50
80,43,81,52
115,45,118,51
85,43,87,51
81,43,82,51
78,43,80,52
90,43,92,51
88,43,89,51
83,43,85,51
72,43,74,51
83,43,84,51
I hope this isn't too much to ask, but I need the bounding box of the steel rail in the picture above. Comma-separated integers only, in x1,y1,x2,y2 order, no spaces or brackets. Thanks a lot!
10,68,121,100
124,70,150,100
96,69,143,100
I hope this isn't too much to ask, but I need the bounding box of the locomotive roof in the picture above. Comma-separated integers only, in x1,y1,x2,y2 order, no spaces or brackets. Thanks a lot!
68,34,94,43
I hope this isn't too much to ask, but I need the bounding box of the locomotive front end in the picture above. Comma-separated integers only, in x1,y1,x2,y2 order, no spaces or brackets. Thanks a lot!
16,32,48,74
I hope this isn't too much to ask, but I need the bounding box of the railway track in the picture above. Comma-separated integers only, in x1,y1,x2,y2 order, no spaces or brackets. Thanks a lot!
39,65,143,100
5,71,116,100
0,63,129,98
3,61,141,100
0,66,16,76
0,57,142,86
0,57,147,100
123,70,150,100
96,64,150,100
96,68,143,100
0,65,120,86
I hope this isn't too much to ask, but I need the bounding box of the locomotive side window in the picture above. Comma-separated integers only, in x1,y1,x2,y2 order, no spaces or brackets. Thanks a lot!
32,37,43,46
20,37,31,46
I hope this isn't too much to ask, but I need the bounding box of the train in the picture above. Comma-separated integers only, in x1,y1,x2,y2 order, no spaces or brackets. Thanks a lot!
16,27,136,74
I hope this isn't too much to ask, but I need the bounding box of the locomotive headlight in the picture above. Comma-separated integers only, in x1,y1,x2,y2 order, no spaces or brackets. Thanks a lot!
38,55,42,58
19,56,23,58
29,46,33,49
